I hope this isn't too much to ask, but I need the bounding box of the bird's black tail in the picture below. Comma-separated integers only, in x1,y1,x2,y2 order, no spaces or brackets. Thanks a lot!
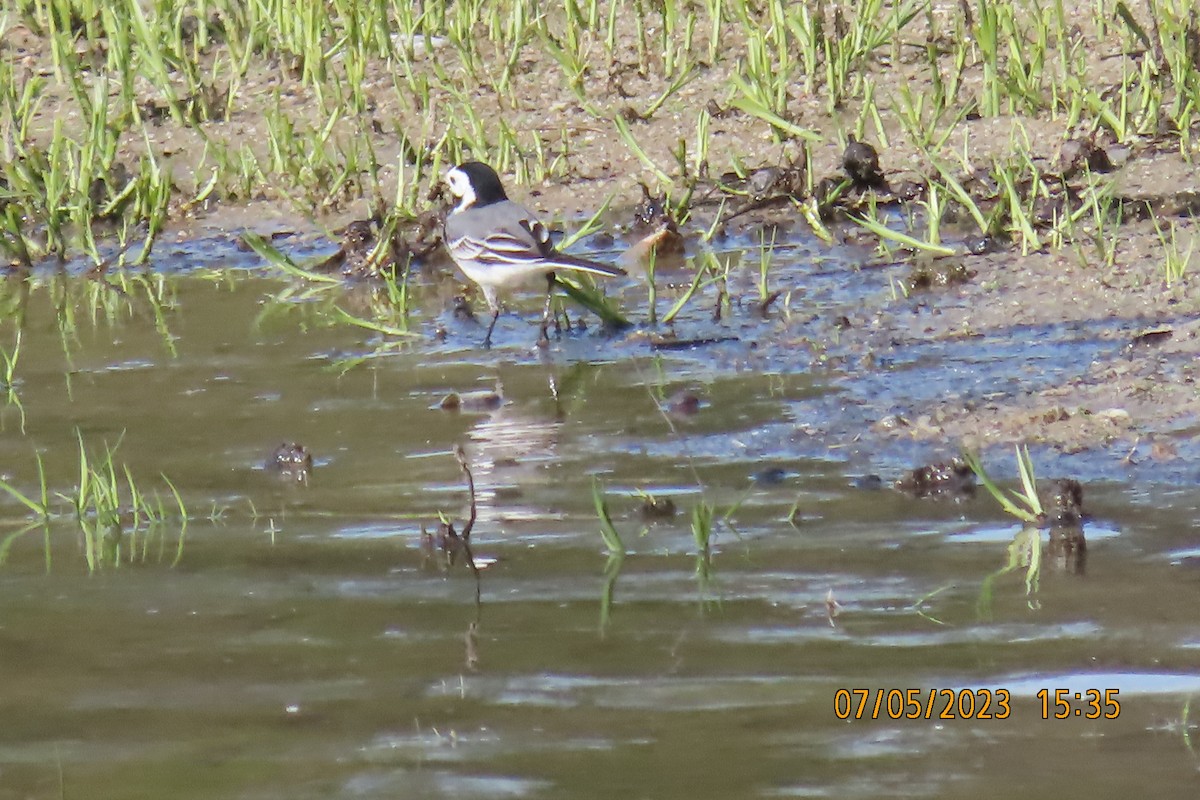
544,251,627,278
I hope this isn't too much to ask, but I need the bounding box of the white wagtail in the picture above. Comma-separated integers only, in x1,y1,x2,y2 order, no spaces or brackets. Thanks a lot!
443,161,626,347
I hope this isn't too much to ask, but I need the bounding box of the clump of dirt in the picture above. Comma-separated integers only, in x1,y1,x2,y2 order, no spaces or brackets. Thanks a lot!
904,257,976,292
313,212,443,279
266,442,313,482
894,458,976,498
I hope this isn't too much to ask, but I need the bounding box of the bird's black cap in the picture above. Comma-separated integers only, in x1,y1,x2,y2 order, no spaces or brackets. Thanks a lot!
456,161,509,206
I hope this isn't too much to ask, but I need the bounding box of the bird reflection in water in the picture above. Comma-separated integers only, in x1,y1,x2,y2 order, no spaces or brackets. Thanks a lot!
461,385,562,533
446,363,598,536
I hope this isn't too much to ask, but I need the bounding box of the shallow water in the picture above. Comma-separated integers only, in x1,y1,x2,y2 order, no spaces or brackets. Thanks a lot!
1,224,1199,799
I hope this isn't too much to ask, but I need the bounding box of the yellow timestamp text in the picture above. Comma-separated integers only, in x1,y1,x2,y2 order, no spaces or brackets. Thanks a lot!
1037,688,1120,719
834,688,1011,720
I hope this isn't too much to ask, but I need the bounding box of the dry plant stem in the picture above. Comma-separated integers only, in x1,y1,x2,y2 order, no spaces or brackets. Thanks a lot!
455,444,477,542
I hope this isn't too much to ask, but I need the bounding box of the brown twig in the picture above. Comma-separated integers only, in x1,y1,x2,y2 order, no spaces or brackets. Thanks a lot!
455,445,477,542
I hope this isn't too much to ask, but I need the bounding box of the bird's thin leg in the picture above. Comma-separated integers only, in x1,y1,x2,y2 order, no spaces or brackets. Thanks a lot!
483,307,500,348
479,286,501,348
539,272,557,344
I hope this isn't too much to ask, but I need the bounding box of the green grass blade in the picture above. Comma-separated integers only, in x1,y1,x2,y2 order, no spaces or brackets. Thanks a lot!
850,213,958,256
0,475,49,517
962,449,1039,523
592,480,626,556
333,307,421,337
241,231,343,283
554,276,630,328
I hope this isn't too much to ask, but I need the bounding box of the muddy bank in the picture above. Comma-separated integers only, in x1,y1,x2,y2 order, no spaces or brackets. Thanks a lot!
2,3,1199,463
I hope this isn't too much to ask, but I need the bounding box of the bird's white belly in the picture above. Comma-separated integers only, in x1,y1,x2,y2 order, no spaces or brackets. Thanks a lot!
456,260,552,292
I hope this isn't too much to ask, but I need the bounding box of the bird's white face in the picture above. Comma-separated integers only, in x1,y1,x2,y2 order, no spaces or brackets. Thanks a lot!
445,167,476,213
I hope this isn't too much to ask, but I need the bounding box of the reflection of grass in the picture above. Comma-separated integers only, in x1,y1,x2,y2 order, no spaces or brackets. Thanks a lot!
245,238,423,367
977,525,1043,616
0,451,49,519
598,552,624,638
691,500,714,594
0,273,178,364
910,584,953,626
0,522,51,570
1182,696,1196,759
591,480,626,636
662,251,725,324
0,331,26,433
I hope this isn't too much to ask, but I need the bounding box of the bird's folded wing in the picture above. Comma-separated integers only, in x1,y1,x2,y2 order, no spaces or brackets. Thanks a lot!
450,229,546,266
448,213,626,277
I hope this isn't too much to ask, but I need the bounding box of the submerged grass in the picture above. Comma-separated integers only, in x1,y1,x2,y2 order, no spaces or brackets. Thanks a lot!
591,479,626,634
978,524,1043,616
592,479,626,557
0,432,188,571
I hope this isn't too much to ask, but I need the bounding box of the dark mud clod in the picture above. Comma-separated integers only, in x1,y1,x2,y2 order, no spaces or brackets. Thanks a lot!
1057,137,1115,178
619,105,645,122
705,98,735,119
267,442,312,481
889,180,925,202
1129,327,1173,349
452,294,477,321
315,220,377,276
439,389,504,412
895,458,976,498
852,475,885,490
633,183,677,233
905,258,975,292
965,235,1000,255
315,208,443,279
630,184,685,258
639,495,677,520
1031,190,1076,227
712,156,807,229
842,135,888,191
811,175,847,212
1050,478,1084,525
721,164,806,204
746,167,793,201
666,390,702,415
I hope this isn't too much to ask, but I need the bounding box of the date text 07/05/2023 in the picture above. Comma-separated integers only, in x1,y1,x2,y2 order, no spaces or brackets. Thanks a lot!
834,688,1121,720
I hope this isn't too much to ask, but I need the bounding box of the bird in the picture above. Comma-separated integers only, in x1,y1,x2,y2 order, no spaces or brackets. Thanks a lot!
442,161,626,347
